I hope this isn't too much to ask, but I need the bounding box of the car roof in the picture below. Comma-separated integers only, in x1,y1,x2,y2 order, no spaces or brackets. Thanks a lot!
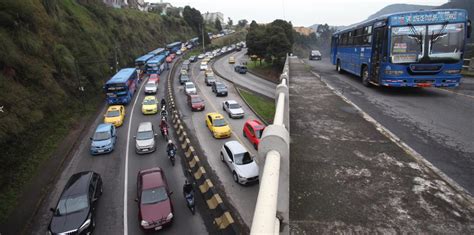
185,82,194,86
225,100,238,105
149,74,158,78
247,119,265,129
189,94,200,98
107,105,122,111
208,112,224,119
140,168,165,190
225,141,247,155
62,171,94,197
96,123,112,132
138,122,153,132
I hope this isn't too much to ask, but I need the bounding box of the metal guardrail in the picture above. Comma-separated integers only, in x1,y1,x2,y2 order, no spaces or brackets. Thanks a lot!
250,56,290,234
462,58,471,70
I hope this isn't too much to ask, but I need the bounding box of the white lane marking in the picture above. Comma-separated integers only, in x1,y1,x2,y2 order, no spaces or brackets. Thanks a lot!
311,70,474,203
124,77,148,235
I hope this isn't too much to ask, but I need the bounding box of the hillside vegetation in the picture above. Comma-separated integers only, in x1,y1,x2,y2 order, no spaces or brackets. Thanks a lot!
0,0,194,222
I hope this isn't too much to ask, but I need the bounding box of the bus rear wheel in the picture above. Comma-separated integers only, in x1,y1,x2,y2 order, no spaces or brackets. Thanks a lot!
361,66,371,87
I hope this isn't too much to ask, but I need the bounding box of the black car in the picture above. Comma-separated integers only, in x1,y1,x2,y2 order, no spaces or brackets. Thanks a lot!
189,56,197,62
309,50,322,60
234,65,247,74
212,82,228,96
49,171,103,235
179,74,190,84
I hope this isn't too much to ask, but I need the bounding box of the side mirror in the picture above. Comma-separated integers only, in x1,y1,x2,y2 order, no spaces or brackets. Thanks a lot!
50,208,56,213
169,191,173,196
228,159,233,163
135,198,138,202
468,20,472,39
89,137,93,140
133,136,136,139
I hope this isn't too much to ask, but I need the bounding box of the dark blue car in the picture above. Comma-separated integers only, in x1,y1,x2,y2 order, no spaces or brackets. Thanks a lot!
90,123,117,155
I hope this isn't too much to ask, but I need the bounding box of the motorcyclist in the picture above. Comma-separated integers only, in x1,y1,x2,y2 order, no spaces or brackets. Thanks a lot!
160,117,168,135
161,98,166,109
160,106,168,120
167,140,177,155
183,179,193,196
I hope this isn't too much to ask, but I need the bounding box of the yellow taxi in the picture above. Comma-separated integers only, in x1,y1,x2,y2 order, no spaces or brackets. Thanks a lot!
206,112,231,139
104,105,125,127
141,96,158,115
228,56,235,64
205,68,214,77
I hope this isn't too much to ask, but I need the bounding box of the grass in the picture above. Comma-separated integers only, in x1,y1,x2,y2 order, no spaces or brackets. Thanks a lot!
238,88,275,124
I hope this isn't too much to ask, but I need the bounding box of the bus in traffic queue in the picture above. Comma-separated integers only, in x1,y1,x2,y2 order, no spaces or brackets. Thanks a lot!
135,54,154,78
104,68,138,105
147,47,168,57
145,55,167,74
166,41,183,54
330,9,471,88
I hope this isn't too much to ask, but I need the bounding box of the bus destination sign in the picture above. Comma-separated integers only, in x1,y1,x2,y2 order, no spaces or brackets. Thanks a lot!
390,10,466,26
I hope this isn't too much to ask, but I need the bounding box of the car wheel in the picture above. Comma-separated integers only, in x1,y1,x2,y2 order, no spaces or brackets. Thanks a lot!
254,143,258,150
233,172,239,183
336,60,343,74
222,105,225,111
220,153,224,162
243,130,246,138
228,113,232,118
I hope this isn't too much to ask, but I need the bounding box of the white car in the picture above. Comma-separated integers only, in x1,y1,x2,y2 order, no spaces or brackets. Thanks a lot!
220,141,259,184
222,100,244,118
184,82,197,95
134,122,157,154
144,81,157,94
176,50,182,55
200,62,208,71
197,54,205,59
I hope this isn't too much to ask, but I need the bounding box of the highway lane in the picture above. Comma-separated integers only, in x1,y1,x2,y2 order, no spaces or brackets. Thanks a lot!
29,64,208,234
306,58,474,194
172,57,261,227
213,50,277,99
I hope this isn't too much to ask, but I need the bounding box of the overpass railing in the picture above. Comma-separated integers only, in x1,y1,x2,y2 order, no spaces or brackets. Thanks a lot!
250,56,290,234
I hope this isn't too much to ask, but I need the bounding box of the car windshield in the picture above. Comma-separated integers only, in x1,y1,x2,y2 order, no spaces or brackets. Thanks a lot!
136,130,153,140
390,25,425,63
181,75,189,80
106,110,120,117
141,186,168,204
191,97,202,104
229,103,240,109
255,127,264,139
216,84,226,89
93,131,111,141
186,84,195,89
145,83,156,88
428,23,464,62
213,118,227,127
207,76,215,80
143,99,156,105
234,152,253,165
56,194,88,215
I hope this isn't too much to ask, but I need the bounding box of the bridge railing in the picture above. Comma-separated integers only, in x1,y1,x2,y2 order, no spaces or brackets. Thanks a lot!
251,56,290,235
463,58,473,71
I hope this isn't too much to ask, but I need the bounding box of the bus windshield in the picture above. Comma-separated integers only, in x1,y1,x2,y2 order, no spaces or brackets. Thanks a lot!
428,23,464,62
390,25,425,63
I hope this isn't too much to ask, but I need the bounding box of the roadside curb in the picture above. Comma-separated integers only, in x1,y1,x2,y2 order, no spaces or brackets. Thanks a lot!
165,57,244,235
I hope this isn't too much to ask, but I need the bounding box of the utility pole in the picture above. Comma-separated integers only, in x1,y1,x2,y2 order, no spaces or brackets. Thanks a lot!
201,23,205,53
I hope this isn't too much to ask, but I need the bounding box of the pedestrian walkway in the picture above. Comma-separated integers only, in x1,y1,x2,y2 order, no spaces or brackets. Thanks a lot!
288,57,474,233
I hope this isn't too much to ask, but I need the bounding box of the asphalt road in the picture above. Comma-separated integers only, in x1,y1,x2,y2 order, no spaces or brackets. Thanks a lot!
306,58,474,194
29,64,208,235
213,50,277,99
172,56,262,227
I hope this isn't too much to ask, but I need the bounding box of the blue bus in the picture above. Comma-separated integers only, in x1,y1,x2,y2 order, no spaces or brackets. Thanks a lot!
166,41,182,53
148,47,168,57
145,55,167,74
331,9,471,87
104,68,138,105
135,54,155,70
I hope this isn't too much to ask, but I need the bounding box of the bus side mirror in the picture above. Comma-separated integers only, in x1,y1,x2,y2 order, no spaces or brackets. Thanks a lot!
468,20,472,39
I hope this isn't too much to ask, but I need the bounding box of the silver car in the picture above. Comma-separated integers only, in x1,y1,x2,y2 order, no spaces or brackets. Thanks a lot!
134,122,157,154
184,82,197,95
220,141,259,184
222,100,244,118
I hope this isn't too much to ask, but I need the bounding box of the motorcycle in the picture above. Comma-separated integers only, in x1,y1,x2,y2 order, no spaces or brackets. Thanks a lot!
167,148,176,166
161,125,169,141
160,108,168,121
184,191,195,215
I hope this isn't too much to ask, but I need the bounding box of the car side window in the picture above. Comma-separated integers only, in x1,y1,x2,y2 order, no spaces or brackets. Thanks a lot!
208,115,212,124
224,146,233,160
249,125,255,137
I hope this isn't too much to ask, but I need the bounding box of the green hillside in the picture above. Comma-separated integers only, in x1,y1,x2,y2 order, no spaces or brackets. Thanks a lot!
0,0,194,222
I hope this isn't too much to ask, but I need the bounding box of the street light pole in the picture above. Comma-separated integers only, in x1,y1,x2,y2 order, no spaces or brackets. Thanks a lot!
202,23,205,53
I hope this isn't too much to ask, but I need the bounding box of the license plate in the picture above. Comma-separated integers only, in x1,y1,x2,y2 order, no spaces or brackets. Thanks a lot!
98,149,104,153
155,226,162,231
142,149,148,152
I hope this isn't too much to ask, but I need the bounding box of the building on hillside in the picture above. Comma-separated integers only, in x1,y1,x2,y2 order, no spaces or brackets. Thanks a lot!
103,0,127,8
148,0,173,15
128,0,148,11
293,27,315,36
202,12,224,24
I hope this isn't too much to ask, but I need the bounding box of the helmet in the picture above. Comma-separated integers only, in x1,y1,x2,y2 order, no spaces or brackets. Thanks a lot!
168,140,172,144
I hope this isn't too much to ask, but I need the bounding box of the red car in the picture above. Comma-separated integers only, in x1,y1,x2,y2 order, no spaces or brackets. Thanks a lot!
136,167,174,231
149,73,160,83
187,94,205,111
243,119,266,150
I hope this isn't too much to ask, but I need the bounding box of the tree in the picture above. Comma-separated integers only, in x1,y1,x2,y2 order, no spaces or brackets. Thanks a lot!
215,19,222,31
183,6,203,33
246,21,268,64
227,17,233,27
237,19,248,28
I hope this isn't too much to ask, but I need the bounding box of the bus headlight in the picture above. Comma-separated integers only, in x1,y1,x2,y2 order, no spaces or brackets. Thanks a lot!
384,70,404,76
444,69,461,74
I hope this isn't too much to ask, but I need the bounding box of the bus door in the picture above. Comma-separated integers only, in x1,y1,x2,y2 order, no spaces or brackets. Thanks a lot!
370,24,387,84
331,36,338,64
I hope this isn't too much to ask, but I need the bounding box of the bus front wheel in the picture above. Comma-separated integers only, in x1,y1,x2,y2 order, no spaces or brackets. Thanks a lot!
336,60,343,74
361,66,371,87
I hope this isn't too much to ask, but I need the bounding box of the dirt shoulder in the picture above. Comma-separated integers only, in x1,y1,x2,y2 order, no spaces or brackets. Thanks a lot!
289,57,474,233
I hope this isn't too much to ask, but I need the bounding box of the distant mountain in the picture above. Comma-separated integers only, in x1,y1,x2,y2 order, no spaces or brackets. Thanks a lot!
308,23,344,33
367,3,435,20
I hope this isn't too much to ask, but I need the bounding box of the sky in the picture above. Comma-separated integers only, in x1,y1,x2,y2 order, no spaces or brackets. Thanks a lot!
149,0,449,26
